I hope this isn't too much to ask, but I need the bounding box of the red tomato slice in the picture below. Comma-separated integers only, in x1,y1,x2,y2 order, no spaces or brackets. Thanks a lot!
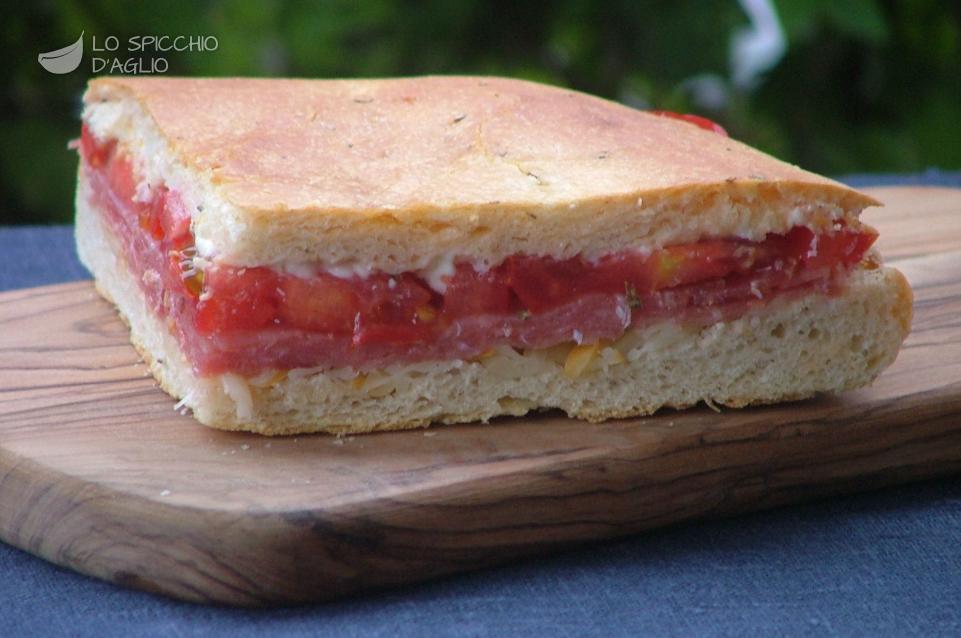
80,124,114,168
847,228,878,265
505,255,591,312
360,273,435,324
195,266,279,334
648,241,741,290
649,110,728,136
97,143,163,242
588,253,654,297
158,189,192,244
107,153,138,207
508,241,748,312
279,273,359,334
783,226,816,261
442,263,514,317
139,190,165,241
803,226,878,270
352,274,439,344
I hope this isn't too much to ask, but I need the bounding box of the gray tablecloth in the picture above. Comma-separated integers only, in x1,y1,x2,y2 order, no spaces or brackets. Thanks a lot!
2,171,960,637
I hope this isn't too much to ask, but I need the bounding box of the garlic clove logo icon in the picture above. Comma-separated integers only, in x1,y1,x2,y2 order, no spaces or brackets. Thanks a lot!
38,32,84,74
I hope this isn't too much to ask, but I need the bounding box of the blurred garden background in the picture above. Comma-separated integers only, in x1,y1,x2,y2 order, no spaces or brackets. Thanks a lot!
2,0,959,225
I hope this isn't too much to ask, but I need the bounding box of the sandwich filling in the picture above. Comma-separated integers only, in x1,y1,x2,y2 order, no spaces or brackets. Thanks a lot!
79,125,877,377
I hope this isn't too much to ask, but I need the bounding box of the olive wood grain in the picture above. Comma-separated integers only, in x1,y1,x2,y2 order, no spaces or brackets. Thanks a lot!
0,186,959,606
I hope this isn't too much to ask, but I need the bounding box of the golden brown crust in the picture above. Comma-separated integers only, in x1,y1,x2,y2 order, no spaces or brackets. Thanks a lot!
84,75,876,218
82,76,882,271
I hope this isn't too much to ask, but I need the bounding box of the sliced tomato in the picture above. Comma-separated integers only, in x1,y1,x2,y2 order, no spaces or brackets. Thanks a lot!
648,241,743,290
442,263,514,317
139,194,163,241
195,266,279,334
846,228,878,266
807,226,877,269
504,255,592,312
583,253,650,297
351,274,439,344
360,273,435,324
783,225,816,261
181,270,204,298
106,153,138,206
80,124,114,168
94,140,161,242
649,110,728,136
279,273,359,334
158,188,192,244
508,240,751,311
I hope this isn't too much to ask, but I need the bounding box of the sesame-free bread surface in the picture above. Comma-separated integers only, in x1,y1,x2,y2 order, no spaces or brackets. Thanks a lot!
83,76,878,271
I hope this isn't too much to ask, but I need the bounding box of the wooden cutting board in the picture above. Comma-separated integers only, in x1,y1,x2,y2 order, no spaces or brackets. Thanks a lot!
1,186,960,606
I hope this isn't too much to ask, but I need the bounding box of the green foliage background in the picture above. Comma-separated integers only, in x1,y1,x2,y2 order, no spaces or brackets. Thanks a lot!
2,0,959,225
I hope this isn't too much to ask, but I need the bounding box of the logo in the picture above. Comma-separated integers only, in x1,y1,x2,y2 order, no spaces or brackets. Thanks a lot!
38,31,84,74
38,32,218,75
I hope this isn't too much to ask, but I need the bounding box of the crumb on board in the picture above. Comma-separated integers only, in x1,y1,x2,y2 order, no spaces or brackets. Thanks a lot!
704,398,722,413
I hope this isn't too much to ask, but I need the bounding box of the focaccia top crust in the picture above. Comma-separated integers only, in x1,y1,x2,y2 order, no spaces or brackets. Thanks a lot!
82,76,878,270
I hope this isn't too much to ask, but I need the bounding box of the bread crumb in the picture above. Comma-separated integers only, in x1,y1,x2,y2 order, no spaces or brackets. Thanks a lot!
704,398,722,413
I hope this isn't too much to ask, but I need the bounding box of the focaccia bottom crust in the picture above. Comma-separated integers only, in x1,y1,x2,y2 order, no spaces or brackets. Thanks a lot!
76,188,912,436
